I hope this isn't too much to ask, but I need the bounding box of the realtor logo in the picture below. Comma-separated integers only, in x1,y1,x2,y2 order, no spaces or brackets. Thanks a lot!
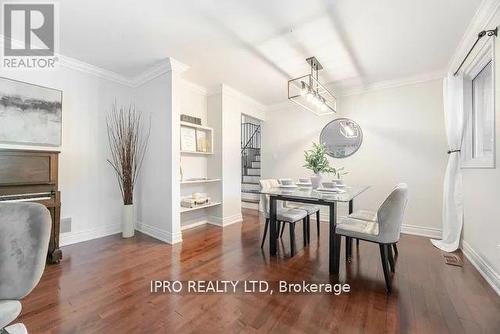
2,2,59,69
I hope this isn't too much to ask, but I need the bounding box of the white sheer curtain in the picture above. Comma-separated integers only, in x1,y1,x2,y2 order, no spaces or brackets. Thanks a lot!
431,74,465,252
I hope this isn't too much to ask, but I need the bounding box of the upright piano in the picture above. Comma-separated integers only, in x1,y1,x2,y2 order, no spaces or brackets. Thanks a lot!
0,149,62,263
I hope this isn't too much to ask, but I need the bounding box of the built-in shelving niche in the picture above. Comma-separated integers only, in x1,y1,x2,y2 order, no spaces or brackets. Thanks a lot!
180,119,221,231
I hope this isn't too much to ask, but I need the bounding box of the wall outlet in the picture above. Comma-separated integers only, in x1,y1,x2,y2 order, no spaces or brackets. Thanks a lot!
60,217,72,233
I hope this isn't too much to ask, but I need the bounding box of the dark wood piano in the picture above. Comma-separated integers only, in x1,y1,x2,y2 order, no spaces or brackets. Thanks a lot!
0,149,62,263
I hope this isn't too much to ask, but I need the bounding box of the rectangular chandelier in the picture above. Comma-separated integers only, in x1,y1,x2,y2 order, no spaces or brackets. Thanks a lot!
288,57,337,116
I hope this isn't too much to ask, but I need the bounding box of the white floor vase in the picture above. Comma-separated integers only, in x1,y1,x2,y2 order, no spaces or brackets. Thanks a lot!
122,204,135,238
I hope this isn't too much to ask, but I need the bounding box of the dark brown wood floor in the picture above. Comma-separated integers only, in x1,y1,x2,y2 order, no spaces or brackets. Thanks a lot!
18,209,500,333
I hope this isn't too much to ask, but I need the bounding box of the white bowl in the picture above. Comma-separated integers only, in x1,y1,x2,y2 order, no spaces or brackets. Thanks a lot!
279,178,293,186
321,182,337,189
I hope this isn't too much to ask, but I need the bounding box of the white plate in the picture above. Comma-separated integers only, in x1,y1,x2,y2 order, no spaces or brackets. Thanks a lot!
279,184,298,188
296,182,312,187
316,187,346,193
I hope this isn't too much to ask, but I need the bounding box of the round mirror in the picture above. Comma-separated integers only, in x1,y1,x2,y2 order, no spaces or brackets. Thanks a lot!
320,118,363,158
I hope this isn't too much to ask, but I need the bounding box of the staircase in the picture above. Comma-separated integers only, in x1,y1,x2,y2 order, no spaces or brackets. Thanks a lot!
241,122,261,210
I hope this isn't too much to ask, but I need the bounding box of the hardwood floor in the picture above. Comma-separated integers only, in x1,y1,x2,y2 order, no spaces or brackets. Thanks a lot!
18,209,500,333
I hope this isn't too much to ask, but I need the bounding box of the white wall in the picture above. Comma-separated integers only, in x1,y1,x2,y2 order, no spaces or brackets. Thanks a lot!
0,66,134,245
179,81,208,180
262,79,447,232
135,66,183,244
207,85,266,225
461,11,500,291
178,81,217,229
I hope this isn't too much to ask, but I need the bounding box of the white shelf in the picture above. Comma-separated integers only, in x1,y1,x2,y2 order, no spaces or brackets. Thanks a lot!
180,121,213,131
180,178,221,184
180,202,221,213
180,150,214,155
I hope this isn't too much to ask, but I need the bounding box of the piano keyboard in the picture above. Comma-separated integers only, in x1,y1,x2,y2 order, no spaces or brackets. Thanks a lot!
0,192,53,202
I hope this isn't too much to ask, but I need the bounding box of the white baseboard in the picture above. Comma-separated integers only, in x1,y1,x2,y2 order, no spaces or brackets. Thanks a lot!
208,213,243,227
181,219,208,231
60,223,121,246
136,221,182,244
461,241,500,296
400,224,442,238
242,201,259,210
320,213,442,239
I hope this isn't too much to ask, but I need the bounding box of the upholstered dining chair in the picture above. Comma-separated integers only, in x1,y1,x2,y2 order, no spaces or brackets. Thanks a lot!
348,194,401,255
0,203,52,334
259,179,308,256
282,181,321,242
334,184,408,293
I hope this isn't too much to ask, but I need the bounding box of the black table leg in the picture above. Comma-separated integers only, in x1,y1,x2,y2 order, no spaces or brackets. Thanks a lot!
329,202,339,275
302,217,307,246
269,196,277,256
306,216,311,244
348,200,354,256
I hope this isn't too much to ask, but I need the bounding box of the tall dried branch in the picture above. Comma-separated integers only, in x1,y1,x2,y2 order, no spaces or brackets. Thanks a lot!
106,102,151,205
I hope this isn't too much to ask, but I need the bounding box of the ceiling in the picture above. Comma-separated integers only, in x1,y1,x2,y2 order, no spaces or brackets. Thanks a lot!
60,0,482,104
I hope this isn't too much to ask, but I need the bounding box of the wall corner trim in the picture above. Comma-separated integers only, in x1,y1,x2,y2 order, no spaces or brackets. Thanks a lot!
136,221,183,244
132,58,190,87
461,241,500,296
448,0,500,72
208,213,243,227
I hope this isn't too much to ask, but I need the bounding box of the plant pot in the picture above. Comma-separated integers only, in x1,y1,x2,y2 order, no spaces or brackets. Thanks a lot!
122,204,135,238
310,174,322,189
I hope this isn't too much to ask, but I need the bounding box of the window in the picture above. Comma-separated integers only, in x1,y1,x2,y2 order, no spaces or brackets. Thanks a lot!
462,41,495,168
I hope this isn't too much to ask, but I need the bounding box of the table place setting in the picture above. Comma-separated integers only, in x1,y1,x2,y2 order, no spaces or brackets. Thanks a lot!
316,181,347,193
296,178,313,188
278,178,298,188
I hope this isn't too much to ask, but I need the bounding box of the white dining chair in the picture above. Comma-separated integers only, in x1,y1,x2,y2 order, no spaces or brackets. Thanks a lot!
259,179,308,256
334,184,409,293
277,178,320,242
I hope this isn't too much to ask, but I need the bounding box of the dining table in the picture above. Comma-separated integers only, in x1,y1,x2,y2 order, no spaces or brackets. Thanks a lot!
259,185,370,275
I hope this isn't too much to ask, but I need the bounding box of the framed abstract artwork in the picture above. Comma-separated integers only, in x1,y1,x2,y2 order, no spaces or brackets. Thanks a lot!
0,77,62,146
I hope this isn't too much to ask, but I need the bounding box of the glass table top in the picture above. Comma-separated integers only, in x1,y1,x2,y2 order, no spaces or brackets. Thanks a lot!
258,185,370,203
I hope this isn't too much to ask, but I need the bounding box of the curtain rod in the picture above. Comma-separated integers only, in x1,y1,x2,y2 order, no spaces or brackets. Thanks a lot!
453,27,498,76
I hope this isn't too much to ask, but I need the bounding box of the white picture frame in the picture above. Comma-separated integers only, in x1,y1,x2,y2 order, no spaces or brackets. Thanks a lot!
180,126,196,152
196,129,207,152
0,77,63,146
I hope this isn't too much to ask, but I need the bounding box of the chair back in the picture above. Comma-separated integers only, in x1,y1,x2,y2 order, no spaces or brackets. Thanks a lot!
0,203,51,300
376,183,408,244
259,179,282,216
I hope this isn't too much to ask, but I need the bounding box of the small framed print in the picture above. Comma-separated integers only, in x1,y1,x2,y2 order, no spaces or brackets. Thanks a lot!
196,129,207,152
180,126,196,152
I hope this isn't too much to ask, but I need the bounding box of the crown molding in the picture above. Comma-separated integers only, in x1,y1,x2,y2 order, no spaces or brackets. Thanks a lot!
265,70,445,112
131,58,189,87
338,70,444,97
448,0,500,72
0,34,135,86
0,35,192,88
58,55,134,86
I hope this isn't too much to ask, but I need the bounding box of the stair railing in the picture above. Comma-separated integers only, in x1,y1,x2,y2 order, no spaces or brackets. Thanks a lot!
241,123,261,152
241,123,261,182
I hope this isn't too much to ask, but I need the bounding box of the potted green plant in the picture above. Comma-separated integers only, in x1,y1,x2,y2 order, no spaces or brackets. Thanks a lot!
303,143,336,188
